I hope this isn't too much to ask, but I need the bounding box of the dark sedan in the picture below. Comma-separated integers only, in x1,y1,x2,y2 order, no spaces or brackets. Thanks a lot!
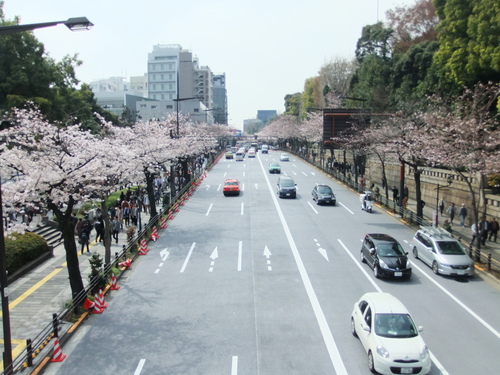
360,233,412,279
312,184,336,205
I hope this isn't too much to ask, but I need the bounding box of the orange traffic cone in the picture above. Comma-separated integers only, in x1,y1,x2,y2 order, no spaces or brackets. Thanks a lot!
98,289,108,309
83,297,95,310
51,338,66,362
139,239,149,255
160,217,167,229
150,226,159,241
110,275,120,290
118,258,131,268
92,293,104,314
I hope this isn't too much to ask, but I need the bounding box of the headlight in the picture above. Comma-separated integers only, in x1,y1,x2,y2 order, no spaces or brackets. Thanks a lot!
377,345,390,359
407,260,412,268
378,259,389,269
420,346,429,360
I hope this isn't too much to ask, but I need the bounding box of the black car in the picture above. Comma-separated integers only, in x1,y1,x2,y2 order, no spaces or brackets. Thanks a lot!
312,184,336,205
276,176,296,198
360,234,412,279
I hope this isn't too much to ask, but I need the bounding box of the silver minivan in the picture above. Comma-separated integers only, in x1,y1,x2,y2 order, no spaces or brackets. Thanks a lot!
411,227,474,276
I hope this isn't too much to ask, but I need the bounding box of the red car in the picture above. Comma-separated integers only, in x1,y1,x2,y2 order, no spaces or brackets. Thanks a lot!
223,179,240,196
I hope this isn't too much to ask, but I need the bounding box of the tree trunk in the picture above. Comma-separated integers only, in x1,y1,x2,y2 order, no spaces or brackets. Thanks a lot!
101,201,111,265
48,197,84,299
145,169,157,220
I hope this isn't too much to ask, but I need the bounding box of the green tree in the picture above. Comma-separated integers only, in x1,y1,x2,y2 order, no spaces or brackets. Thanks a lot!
284,92,302,117
432,0,500,89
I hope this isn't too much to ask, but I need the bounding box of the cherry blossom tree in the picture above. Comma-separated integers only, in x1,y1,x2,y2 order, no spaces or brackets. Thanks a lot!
0,107,120,298
420,83,500,247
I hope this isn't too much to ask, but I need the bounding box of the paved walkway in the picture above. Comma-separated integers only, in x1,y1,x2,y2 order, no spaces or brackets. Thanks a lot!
0,210,151,372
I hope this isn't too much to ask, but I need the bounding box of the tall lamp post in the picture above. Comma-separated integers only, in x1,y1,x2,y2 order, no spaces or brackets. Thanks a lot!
434,175,453,227
0,16,93,374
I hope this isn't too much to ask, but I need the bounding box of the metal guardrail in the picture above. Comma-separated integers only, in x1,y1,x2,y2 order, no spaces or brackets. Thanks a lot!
2,154,222,375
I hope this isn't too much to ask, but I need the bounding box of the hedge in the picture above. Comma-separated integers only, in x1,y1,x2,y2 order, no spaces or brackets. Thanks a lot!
5,232,50,275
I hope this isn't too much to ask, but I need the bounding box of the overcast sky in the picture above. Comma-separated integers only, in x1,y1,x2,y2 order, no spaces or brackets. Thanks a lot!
4,0,416,129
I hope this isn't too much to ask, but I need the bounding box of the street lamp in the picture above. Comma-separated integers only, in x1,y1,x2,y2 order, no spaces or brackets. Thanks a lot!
0,16,93,375
0,17,94,35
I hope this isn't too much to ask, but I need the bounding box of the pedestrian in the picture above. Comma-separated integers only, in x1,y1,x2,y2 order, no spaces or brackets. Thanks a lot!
392,186,399,203
403,185,409,200
123,205,131,227
112,216,120,244
131,203,138,226
143,194,150,214
447,203,456,224
438,197,445,216
488,218,499,242
80,220,91,254
74,217,83,238
458,204,468,227
471,222,479,246
94,216,104,243
481,217,489,246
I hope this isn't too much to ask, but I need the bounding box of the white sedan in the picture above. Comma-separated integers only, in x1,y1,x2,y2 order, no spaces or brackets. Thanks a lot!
279,153,289,161
350,292,431,375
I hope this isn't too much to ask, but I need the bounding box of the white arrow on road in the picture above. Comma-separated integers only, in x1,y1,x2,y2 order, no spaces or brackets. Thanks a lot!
160,248,170,261
318,247,329,262
263,246,272,271
205,184,210,190
254,183,259,189
209,247,218,272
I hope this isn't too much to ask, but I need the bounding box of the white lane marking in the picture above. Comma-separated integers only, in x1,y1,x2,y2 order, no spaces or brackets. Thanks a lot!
338,239,450,373
180,242,196,273
243,171,246,177
302,171,308,176
308,201,319,214
205,184,210,190
411,258,500,341
237,241,242,271
258,157,348,375
339,202,354,214
224,172,227,177
134,359,146,375
231,356,238,375
255,183,259,189
242,183,245,191
217,184,221,191
206,203,213,216
241,202,244,215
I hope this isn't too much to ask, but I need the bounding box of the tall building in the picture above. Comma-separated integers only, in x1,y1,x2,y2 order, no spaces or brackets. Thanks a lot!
212,74,228,124
257,110,277,125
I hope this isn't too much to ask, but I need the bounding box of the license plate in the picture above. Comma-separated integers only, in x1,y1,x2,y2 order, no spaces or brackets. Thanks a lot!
401,368,413,374
286,193,290,196
394,272,402,277
457,270,465,275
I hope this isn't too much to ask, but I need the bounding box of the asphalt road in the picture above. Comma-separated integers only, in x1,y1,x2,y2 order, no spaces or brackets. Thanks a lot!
42,151,500,375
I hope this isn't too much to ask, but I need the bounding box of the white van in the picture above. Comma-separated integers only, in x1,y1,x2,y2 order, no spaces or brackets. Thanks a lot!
261,145,269,154
235,151,244,161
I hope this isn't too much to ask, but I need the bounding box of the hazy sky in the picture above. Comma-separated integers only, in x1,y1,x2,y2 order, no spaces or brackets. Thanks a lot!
4,0,416,129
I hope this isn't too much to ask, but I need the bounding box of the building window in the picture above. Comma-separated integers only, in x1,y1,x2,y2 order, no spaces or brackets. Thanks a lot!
166,105,173,109
151,105,158,109
194,108,199,112
140,104,147,108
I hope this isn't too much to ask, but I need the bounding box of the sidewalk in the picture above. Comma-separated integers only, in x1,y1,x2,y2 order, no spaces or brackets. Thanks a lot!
0,210,151,371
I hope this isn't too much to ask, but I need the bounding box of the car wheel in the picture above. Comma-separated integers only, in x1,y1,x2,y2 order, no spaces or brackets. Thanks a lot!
373,265,380,278
412,247,419,259
350,317,358,338
316,200,320,205
332,202,336,206
360,250,366,263
368,350,376,373
432,261,440,275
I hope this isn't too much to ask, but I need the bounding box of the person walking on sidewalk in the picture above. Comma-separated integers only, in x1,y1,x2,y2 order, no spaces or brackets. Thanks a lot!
80,220,91,254
459,204,468,227
439,197,445,216
488,218,499,242
447,203,456,224
392,186,399,203
112,216,121,244
94,216,104,243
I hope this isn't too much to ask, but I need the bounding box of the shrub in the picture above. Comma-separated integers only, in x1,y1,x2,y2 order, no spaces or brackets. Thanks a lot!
5,232,50,274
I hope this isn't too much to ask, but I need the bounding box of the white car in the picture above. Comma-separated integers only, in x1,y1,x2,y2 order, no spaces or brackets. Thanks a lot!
247,148,256,158
351,292,431,375
280,153,289,161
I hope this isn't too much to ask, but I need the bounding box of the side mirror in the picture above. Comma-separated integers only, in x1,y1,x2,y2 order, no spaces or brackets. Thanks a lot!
363,325,371,333
369,248,376,255
418,326,424,332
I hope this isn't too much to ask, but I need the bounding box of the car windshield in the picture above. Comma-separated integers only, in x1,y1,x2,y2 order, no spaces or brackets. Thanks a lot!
375,313,418,338
436,240,466,255
376,241,406,257
281,180,295,187
225,181,238,186
318,187,332,194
